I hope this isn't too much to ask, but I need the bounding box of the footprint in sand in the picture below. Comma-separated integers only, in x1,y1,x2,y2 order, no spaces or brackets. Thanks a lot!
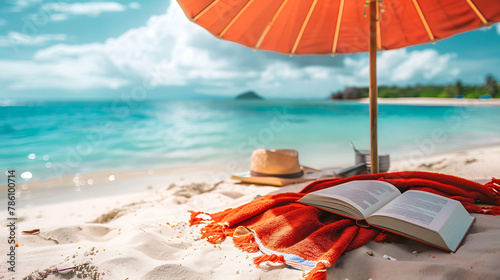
92,209,123,224
465,158,478,165
418,158,447,169
142,264,204,280
92,201,148,223
219,191,245,199
42,225,114,244
172,181,222,198
131,234,184,261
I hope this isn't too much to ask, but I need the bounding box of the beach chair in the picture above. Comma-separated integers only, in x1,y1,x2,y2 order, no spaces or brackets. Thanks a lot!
350,142,390,173
334,162,367,178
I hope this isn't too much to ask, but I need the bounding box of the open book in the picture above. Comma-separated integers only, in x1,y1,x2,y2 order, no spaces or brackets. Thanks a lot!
298,180,475,252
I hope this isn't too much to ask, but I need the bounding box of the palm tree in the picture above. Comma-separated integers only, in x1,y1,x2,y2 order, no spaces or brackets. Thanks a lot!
455,81,463,97
485,75,498,98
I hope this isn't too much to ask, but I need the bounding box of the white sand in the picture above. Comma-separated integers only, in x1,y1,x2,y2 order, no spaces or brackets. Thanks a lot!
389,144,500,181
3,145,500,279
4,180,303,279
358,97,500,107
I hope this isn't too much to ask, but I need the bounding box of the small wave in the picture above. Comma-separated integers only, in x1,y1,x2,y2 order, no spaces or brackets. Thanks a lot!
0,100,17,106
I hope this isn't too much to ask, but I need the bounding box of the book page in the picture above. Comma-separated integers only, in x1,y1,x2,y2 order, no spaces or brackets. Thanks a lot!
370,190,456,231
306,180,401,218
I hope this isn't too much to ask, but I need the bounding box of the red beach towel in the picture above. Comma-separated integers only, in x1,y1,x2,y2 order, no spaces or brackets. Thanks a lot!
189,172,500,280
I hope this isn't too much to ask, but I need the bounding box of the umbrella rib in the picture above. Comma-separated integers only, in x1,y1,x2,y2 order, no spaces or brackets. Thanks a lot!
255,0,289,49
331,0,345,53
193,0,221,22
464,0,488,24
291,0,318,54
411,0,435,41
219,0,255,38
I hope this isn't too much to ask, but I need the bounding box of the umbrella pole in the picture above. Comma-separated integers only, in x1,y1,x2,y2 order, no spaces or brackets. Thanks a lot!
369,0,379,174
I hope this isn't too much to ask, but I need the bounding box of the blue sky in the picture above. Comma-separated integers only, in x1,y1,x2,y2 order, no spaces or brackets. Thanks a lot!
0,0,499,100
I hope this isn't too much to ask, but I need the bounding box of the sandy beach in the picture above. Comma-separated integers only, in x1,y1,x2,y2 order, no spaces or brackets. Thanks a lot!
357,97,500,107
3,144,500,280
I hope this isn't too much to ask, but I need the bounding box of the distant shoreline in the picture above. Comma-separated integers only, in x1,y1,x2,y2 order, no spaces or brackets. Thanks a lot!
357,97,500,106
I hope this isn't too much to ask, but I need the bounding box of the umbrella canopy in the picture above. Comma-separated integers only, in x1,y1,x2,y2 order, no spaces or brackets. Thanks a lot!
176,0,500,172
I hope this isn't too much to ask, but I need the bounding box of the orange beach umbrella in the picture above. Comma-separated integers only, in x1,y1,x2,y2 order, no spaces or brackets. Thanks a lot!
176,0,500,173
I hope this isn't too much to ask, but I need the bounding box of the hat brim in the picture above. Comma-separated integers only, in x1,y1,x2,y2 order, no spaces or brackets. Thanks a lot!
231,166,324,187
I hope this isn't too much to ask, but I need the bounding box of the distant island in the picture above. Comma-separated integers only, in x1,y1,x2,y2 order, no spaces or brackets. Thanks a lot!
330,75,499,100
235,91,264,100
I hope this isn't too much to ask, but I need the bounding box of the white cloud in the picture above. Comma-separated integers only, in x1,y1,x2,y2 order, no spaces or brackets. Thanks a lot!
37,2,140,21
31,4,252,90
256,63,333,87
49,14,69,22
0,3,459,95
128,2,141,9
332,49,458,89
24,4,347,93
8,0,42,12
0,32,66,47
0,58,127,90
9,0,137,17
481,23,500,34
377,49,457,83
42,2,127,16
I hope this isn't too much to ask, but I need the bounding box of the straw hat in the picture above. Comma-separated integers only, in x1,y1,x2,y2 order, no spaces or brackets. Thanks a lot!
231,149,323,186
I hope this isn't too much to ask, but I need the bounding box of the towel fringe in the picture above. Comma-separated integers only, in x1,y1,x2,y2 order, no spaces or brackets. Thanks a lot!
200,223,227,243
486,178,500,200
302,262,327,280
188,211,211,226
482,178,500,214
233,232,259,253
253,254,286,266
482,206,500,215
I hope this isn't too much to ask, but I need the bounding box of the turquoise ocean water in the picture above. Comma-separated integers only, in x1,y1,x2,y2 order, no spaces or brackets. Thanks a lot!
2,99,500,183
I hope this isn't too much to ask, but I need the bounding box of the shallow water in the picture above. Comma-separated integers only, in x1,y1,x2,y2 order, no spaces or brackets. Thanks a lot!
2,99,500,182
